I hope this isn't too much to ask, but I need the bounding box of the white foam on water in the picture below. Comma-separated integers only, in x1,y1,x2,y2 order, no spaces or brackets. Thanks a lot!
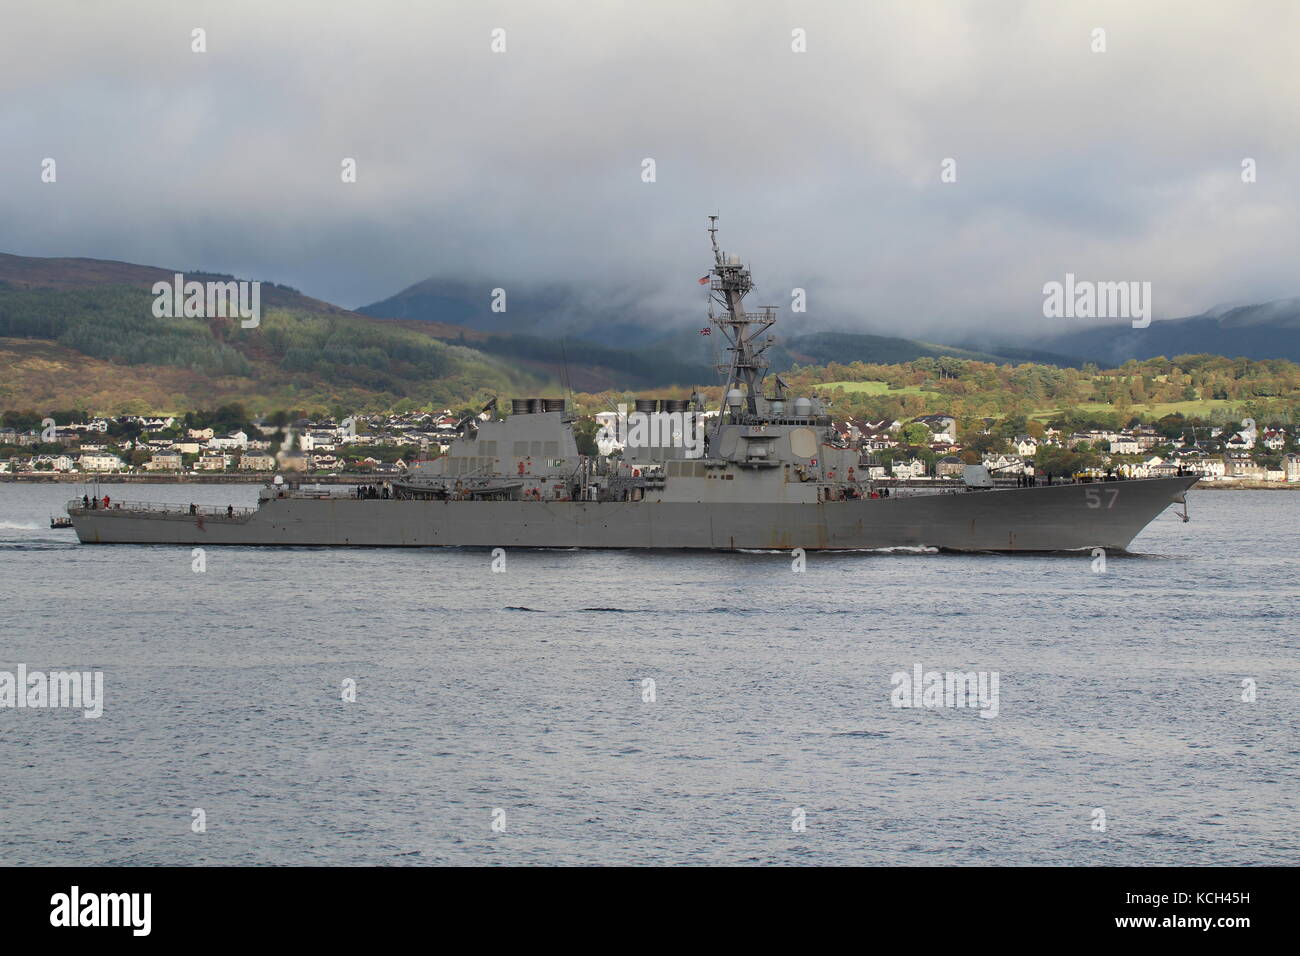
839,545,940,554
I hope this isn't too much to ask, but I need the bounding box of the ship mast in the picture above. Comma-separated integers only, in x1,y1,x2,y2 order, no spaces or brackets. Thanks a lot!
707,216,779,421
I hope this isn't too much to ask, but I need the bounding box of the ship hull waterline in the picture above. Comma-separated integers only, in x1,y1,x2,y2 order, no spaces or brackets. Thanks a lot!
68,477,1197,552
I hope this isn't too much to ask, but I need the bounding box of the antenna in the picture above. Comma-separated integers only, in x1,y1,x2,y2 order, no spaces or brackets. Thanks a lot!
704,215,779,433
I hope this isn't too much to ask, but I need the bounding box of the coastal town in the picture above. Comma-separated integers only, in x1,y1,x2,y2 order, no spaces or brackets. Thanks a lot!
0,410,438,479
2,405,1298,486
829,414,1300,484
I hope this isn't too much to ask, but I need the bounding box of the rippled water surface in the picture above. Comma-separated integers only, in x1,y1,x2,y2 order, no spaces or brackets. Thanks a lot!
1,482,1297,865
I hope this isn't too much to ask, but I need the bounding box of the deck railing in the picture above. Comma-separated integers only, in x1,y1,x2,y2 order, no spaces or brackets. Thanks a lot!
67,499,258,519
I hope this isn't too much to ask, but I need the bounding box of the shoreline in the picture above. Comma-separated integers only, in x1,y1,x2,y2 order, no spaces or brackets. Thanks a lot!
0,473,382,484
2,474,1297,490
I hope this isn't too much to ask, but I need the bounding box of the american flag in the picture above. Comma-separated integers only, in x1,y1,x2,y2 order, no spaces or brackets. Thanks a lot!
697,275,710,285
700,327,711,335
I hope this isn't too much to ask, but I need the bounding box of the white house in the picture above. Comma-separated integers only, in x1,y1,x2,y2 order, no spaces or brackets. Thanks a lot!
1181,454,1226,478
1013,435,1039,457
1119,457,1159,478
1285,454,1300,483
1109,433,1142,455
1224,427,1255,450
32,453,77,472
301,432,337,452
983,454,1030,475
79,451,125,473
208,430,249,450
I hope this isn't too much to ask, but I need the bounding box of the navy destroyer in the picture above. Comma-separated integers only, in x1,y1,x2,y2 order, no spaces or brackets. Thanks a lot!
67,219,1196,550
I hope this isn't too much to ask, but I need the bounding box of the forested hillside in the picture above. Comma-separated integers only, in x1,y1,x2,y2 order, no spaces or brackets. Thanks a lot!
0,280,540,414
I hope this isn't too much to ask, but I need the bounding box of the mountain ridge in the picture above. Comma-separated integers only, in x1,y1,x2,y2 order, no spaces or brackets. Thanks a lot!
1016,297,1300,365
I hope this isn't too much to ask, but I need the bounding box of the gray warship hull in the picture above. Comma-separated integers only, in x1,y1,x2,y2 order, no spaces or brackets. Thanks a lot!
69,476,1196,551
66,222,1203,554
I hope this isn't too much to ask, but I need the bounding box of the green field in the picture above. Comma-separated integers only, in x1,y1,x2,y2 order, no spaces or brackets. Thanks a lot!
819,380,942,398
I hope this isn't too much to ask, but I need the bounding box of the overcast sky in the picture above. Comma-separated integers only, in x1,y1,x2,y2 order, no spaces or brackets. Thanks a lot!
1,0,1297,341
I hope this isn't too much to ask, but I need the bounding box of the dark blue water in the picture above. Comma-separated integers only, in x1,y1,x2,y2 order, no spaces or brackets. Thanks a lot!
1,482,1296,865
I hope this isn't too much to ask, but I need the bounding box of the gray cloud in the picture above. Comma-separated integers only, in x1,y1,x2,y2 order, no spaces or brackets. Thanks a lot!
1,0,1297,343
